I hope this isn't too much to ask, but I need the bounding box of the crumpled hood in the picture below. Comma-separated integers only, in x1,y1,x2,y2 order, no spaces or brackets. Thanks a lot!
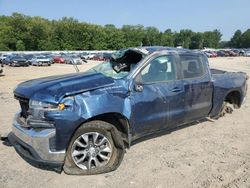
14,71,114,103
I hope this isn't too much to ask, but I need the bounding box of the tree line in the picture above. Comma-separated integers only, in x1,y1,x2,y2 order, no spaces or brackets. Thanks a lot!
0,13,249,51
228,29,250,48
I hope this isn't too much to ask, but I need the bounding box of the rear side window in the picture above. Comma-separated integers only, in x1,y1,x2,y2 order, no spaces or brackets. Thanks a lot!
180,55,204,79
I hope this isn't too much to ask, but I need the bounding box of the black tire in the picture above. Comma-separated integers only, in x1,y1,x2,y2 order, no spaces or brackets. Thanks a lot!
63,120,125,175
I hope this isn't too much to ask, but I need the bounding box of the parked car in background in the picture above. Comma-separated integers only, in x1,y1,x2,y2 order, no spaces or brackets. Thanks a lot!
93,53,104,61
223,50,230,57
31,56,52,66
53,55,66,64
80,52,96,60
216,50,226,57
62,55,72,64
93,52,112,61
232,49,240,56
0,54,8,62
8,55,29,67
79,52,89,60
24,54,36,65
43,54,54,63
227,50,237,57
66,55,85,65
204,51,217,58
245,50,250,57
103,52,112,61
53,54,73,64
2,55,14,65
232,49,246,56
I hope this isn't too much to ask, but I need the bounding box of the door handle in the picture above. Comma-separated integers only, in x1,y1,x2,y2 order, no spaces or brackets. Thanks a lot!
171,87,182,92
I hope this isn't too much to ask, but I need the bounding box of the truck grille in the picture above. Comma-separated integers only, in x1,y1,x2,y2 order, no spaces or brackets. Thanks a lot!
14,94,29,118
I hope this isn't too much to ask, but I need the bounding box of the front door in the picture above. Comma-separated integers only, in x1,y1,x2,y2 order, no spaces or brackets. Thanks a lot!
130,54,185,136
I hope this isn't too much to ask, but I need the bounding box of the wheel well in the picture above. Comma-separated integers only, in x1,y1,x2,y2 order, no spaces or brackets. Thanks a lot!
86,113,131,148
225,91,241,108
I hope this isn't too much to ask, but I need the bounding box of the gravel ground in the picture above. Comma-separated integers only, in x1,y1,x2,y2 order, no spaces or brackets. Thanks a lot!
0,57,250,188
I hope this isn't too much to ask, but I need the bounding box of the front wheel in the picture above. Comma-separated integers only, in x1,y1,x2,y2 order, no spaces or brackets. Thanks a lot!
64,121,125,175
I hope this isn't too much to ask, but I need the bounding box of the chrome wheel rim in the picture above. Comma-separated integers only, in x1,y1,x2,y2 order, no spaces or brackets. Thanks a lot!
71,132,112,170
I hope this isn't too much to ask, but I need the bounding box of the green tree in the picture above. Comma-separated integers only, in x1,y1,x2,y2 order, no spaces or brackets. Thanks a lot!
229,30,242,48
16,40,25,51
122,25,145,47
104,25,125,49
219,41,230,48
142,27,160,46
203,29,222,48
174,29,193,48
241,29,250,48
190,32,203,49
0,13,245,51
160,29,175,47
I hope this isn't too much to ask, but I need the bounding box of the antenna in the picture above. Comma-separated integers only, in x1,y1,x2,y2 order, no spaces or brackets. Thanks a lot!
65,50,79,73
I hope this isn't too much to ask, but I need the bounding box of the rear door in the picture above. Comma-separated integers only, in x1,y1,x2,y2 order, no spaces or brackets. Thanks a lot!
179,54,213,122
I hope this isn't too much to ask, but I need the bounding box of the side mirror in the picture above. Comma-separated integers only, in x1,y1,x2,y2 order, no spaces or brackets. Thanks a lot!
133,73,145,92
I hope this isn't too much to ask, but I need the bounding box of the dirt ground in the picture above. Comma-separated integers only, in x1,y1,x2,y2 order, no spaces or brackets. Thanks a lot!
0,57,250,188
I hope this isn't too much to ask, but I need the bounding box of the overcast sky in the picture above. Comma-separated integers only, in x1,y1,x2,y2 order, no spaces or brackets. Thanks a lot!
1,0,250,40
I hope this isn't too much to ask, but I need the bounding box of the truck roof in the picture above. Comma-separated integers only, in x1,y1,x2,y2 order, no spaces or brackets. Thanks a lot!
134,46,203,55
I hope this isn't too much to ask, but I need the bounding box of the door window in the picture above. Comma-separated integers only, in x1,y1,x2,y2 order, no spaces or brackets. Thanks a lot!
180,55,205,79
138,55,177,83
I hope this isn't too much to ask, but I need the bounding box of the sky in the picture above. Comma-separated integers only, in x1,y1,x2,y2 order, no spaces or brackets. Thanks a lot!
0,0,250,40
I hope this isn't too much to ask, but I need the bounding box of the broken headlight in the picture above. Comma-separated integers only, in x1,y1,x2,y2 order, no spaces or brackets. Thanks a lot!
29,100,65,111
29,100,65,120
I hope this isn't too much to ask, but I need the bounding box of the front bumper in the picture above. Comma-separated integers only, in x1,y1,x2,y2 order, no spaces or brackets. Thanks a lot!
9,113,66,171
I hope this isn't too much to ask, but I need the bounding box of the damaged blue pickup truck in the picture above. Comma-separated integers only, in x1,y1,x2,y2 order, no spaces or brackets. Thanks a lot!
8,47,248,175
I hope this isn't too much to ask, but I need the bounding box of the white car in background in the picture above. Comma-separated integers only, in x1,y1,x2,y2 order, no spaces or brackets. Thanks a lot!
0,54,8,62
80,52,96,60
245,50,250,57
31,56,51,66
67,55,86,65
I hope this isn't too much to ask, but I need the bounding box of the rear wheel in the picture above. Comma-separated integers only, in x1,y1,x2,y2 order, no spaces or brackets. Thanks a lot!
213,102,233,119
64,121,125,175
220,102,233,116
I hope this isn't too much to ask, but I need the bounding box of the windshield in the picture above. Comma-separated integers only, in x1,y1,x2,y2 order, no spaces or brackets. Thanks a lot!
13,56,25,59
88,61,130,79
88,49,144,79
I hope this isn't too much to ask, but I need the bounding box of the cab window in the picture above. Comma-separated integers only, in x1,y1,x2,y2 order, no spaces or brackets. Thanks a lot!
180,55,205,79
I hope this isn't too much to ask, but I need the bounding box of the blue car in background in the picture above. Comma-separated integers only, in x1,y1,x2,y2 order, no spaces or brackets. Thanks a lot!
8,47,248,175
9,55,29,67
